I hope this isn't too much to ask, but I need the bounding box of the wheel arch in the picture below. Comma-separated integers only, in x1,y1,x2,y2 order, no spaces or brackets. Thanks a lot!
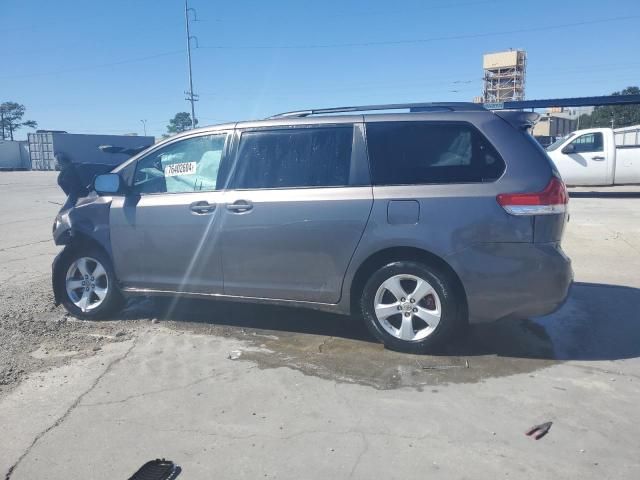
52,232,113,305
349,246,468,317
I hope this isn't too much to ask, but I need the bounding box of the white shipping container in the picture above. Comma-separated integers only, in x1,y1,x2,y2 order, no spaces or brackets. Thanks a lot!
0,140,30,170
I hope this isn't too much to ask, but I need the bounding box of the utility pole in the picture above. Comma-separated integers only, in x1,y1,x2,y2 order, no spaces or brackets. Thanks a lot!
140,119,147,136
184,0,199,129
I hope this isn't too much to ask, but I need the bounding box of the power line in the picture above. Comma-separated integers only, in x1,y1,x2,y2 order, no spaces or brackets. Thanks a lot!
198,15,640,50
0,50,184,80
196,65,639,99
2,15,637,81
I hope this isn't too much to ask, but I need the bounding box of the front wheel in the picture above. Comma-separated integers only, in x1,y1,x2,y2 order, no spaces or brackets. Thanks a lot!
54,248,124,319
360,261,463,353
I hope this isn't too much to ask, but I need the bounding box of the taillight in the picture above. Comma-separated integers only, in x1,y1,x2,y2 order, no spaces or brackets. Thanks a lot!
497,176,568,216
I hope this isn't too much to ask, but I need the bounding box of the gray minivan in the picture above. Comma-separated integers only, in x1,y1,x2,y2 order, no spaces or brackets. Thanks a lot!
52,102,573,353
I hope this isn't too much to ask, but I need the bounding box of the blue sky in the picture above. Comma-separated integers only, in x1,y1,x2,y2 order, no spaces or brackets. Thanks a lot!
1,0,639,139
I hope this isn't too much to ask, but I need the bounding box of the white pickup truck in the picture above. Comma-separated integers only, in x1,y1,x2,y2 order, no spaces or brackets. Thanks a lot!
546,125,640,186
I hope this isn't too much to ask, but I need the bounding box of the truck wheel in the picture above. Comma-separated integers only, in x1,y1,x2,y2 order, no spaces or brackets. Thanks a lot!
54,248,124,319
360,261,462,353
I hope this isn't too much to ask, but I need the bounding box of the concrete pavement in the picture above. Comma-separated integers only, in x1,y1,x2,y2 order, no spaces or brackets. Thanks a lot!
1,172,639,479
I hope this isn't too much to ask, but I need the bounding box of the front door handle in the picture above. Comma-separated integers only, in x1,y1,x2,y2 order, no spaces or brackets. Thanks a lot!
592,156,606,160
226,200,253,213
189,201,216,214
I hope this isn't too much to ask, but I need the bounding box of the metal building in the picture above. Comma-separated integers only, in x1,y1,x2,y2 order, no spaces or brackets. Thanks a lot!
28,131,155,170
532,114,577,147
482,50,526,103
0,140,31,170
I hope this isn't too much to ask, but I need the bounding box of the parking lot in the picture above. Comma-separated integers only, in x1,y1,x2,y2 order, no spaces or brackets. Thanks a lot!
1,171,639,479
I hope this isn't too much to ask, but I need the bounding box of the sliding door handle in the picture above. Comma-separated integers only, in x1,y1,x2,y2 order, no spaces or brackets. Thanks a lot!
189,201,216,214
226,200,253,213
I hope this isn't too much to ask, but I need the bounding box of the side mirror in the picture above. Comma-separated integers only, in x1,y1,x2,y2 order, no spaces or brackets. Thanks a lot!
561,143,575,155
94,173,125,195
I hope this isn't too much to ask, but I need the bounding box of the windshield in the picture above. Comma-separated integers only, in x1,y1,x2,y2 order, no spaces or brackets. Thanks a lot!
546,134,573,151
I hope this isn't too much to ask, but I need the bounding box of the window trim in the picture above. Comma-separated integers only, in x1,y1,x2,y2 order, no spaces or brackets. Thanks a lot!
569,132,604,153
130,131,231,196
364,120,506,187
227,124,365,191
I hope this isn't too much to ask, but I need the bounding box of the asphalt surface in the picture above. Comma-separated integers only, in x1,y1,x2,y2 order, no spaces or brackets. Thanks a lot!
1,171,639,479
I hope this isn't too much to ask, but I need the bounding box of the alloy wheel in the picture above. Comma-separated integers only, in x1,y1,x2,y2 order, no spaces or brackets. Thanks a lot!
373,274,442,341
65,257,109,313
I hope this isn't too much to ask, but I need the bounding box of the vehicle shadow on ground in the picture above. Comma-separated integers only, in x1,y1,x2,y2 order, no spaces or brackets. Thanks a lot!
569,191,640,199
143,297,375,344
532,282,640,361
125,282,640,362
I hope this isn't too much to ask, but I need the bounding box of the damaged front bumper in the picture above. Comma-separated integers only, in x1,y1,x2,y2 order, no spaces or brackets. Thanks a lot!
52,209,73,245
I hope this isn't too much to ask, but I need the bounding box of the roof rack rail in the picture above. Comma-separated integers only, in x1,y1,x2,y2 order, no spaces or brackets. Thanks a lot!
268,102,487,119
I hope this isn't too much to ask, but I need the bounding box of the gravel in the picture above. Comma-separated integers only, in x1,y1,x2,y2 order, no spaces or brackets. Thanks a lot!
0,278,134,398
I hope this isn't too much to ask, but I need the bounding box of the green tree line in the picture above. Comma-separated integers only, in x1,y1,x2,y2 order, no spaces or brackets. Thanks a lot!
577,86,640,129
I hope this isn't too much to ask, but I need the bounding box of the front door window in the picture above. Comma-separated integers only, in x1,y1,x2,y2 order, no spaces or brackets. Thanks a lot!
133,134,227,194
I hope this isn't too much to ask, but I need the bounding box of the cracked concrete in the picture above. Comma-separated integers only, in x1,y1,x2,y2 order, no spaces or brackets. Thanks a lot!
3,340,136,480
1,173,639,479
0,240,51,252
4,329,640,479
0,341,134,479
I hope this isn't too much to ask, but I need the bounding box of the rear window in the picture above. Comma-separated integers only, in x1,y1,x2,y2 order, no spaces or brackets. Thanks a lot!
366,122,505,185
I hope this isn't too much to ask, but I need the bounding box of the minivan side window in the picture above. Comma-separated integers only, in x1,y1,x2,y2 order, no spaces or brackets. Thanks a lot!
231,127,354,189
133,134,227,194
366,122,505,185
569,132,603,153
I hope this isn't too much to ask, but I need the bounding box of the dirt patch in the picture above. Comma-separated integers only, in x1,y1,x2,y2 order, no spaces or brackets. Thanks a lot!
0,278,136,398
1,284,561,396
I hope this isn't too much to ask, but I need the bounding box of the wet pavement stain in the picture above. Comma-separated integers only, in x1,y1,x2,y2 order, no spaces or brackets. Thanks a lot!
132,297,560,390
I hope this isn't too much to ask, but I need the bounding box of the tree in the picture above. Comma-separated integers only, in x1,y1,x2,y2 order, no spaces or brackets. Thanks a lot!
166,112,197,134
577,86,640,129
0,102,38,140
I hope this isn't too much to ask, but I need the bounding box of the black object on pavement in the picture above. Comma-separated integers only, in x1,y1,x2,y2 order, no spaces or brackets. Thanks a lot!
525,421,553,440
127,459,181,480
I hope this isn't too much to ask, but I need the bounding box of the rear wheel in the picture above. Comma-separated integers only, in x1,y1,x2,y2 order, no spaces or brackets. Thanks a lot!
360,261,463,353
55,248,124,319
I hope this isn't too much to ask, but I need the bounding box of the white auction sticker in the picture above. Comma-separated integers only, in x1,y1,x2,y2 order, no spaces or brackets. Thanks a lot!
164,162,196,177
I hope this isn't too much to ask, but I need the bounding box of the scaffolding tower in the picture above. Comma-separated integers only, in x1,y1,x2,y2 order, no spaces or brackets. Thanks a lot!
482,50,526,103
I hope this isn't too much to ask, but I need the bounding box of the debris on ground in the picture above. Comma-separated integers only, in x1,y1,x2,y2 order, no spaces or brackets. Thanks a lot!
228,350,242,360
525,421,553,440
416,359,470,370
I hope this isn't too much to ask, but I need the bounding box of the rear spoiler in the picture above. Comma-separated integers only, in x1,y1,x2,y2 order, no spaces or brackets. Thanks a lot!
493,111,540,131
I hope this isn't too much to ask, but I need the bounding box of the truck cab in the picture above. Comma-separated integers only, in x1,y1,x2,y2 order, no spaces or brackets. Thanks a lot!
546,125,640,186
546,128,615,185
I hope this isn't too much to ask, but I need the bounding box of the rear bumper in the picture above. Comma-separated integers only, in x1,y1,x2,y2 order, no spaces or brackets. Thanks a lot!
447,242,573,323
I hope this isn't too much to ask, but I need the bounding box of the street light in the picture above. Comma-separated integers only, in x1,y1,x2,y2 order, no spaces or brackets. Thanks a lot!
140,119,147,136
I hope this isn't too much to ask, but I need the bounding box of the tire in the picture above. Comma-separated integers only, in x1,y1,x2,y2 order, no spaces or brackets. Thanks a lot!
54,247,124,319
360,261,464,354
